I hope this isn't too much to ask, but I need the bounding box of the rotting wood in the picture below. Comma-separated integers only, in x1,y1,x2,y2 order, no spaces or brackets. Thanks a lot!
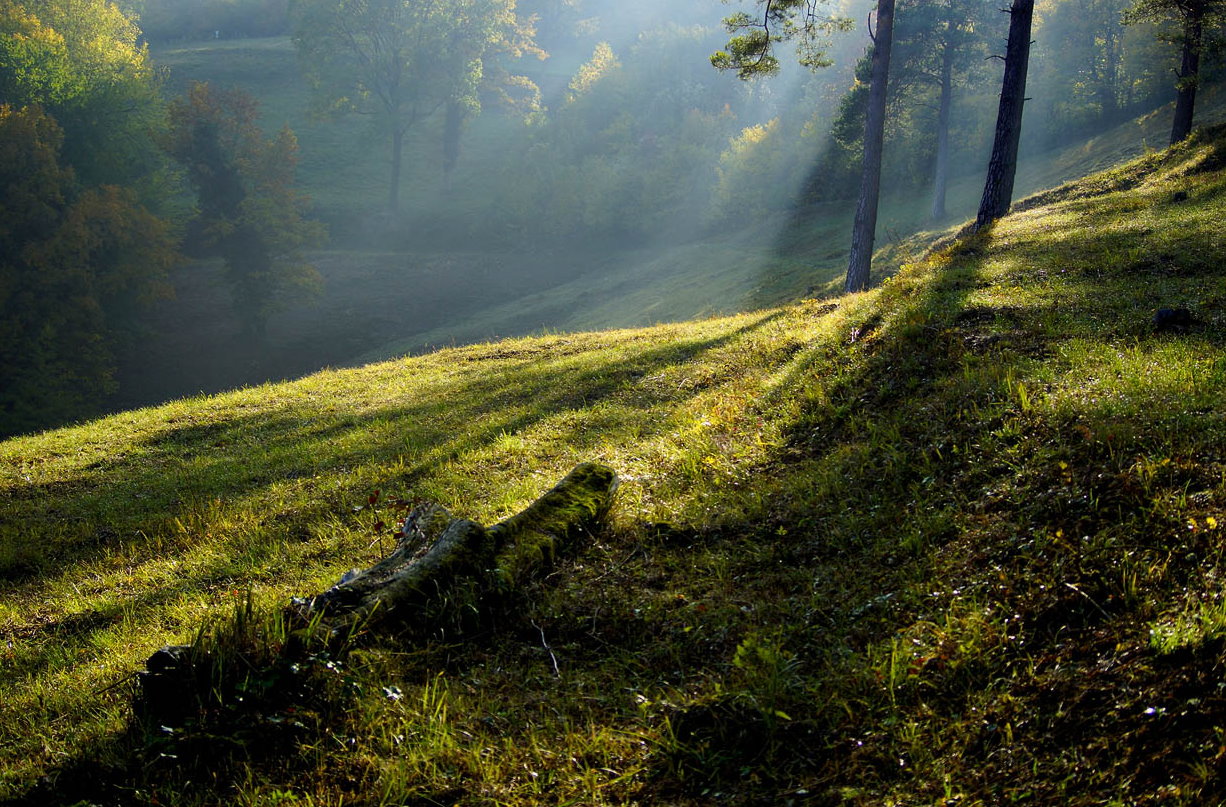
301,461,619,638
136,462,618,724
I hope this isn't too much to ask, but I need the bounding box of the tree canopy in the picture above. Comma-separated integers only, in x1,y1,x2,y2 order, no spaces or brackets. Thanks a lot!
290,0,543,212
0,0,165,193
0,0,175,435
0,104,176,435
711,0,852,78
1126,0,1226,143
165,82,325,340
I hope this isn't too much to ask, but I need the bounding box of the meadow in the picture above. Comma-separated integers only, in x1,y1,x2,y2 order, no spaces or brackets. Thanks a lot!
4,120,1226,804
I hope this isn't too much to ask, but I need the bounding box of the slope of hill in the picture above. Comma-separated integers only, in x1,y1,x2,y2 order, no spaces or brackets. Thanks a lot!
125,38,1225,414
4,126,1226,805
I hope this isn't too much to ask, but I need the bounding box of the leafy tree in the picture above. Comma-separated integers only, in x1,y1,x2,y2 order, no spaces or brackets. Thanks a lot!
290,0,543,213
493,26,741,243
1126,0,1226,144
1028,0,1183,150
567,40,619,102
0,104,176,436
975,0,1034,230
0,0,166,195
0,1,79,106
0,0,175,433
713,0,895,293
1033,0,1131,136
891,0,995,220
713,118,791,221
516,0,590,46
165,82,325,340
813,52,878,199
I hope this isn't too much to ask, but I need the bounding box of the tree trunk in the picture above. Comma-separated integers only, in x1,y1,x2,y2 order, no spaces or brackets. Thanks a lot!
1170,7,1204,145
389,126,404,214
137,463,619,725
443,101,466,182
931,30,954,222
303,462,619,639
974,0,1034,231
1098,19,1120,122
844,0,896,294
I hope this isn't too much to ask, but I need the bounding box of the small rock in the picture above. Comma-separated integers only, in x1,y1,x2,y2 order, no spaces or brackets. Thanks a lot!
146,644,192,674
1153,306,1194,332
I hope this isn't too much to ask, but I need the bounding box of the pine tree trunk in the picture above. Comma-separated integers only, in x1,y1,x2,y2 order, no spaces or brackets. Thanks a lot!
844,0,896,294
1099,22,1120,122
974,0,1034,231
1170,9,1203,145
931,33,954,222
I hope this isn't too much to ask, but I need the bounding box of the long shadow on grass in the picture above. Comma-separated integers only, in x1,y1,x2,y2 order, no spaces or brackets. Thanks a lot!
2,313,815,797
536,205,1226,799
4,307,853,799
668,212,1226,800
2,315,782,579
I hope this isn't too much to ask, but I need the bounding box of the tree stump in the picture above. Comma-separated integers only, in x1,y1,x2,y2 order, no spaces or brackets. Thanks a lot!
137,462,618,724
301,461,619,638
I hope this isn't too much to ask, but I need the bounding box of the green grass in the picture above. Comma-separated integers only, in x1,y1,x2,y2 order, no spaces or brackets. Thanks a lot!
5,124,1226,804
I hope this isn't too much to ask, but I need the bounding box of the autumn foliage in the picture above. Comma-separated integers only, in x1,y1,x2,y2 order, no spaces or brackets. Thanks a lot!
0,105,176,435
0,0,177,436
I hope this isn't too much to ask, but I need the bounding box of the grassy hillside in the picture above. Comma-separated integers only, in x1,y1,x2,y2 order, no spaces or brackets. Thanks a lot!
5,124,1226,805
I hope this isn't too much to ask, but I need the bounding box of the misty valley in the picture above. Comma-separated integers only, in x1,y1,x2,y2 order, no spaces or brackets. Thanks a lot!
9,0,1197,428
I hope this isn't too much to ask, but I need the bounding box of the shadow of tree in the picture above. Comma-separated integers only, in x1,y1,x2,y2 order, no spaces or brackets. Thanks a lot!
5,176,1226,803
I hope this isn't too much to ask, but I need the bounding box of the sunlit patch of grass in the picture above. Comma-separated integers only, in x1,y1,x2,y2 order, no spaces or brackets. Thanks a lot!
6,125,1226,805
1,304,845,798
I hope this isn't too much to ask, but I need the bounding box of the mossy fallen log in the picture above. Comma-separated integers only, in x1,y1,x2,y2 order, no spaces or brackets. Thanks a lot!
302,461,619,638
137,462,618,725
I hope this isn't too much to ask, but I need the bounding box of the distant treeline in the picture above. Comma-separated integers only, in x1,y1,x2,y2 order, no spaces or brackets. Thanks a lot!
132,0,290,42
1,0,319,438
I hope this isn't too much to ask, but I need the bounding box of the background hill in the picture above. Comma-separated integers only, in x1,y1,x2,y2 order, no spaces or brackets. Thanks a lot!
4,123,1226,805
7,0,1220,439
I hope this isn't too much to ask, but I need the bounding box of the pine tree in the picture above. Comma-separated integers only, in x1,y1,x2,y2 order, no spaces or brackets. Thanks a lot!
975,0,1034,230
